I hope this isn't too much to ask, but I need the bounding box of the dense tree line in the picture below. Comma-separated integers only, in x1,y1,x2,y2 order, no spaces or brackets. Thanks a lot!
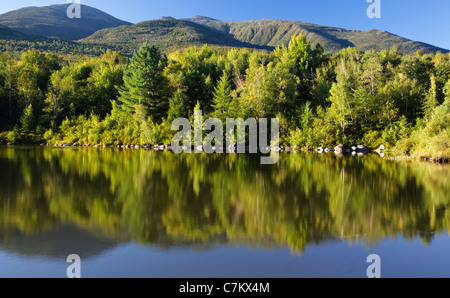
0,38,110,57
0,35,449,157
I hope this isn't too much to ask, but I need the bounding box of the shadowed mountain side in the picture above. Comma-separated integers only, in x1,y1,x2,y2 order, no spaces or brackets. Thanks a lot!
0,24,28,40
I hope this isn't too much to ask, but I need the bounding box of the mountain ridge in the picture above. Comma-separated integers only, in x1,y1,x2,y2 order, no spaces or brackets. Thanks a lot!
183,17,448,55
0,4,447,56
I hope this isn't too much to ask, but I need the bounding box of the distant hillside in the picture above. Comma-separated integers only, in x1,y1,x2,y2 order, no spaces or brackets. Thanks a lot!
0,37,110,57
80,18,272,54
0,22,109,56
0,24,27,40
185,16,449,55
81,16,448,56
0,4,131,41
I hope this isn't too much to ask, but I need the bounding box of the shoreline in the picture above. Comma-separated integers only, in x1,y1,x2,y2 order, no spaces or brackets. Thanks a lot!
385,153,449,164
1,143,448,164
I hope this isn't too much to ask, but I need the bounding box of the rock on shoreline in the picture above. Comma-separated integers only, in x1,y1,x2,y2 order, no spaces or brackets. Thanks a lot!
316,144,378,155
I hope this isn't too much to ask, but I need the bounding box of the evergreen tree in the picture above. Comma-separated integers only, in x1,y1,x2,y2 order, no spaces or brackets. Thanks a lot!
168,90,187,121
117,43,169,121
312,43,329,70
212,74,233,121
20,104,35,134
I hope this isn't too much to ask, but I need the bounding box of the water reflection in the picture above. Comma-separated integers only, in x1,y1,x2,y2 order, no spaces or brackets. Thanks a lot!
0,146,448,258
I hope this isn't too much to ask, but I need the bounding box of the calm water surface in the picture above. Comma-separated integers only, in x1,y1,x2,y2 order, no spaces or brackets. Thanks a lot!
0,146,449,278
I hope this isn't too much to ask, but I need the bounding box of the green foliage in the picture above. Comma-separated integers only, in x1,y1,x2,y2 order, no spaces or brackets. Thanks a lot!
211,73,234,121
423,75,439,119
0,131,7,144
167,90,187,121
289,103,335,150
0,39,448,158
166,45,224,114
20,104,34,134
288,35,312,78
406,99,450,157
445,79,450,105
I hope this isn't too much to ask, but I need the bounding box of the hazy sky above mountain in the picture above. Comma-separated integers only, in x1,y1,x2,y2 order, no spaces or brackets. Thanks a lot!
1,0,449,50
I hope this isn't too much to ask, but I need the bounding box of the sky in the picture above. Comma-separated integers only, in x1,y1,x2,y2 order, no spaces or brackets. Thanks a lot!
0,0,449,50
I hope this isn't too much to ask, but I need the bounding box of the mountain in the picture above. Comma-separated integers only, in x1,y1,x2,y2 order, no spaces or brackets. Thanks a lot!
0,4,132,41
79,18,272,54
0,4,447,57
80,15,448,56
184,16,448,55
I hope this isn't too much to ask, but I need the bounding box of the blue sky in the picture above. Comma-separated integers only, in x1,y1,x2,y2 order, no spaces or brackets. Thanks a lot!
1,0,449,50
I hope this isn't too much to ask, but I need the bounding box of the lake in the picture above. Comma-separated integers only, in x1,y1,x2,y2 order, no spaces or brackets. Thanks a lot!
0,146,449,278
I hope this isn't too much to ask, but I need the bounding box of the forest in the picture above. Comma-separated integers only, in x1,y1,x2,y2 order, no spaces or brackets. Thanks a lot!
0,35,449,158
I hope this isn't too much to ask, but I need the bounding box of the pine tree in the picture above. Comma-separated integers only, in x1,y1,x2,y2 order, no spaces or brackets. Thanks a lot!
212,74,233,121
312,43,329,70
20,104,35,134
168,90,187,121
117,44,169,121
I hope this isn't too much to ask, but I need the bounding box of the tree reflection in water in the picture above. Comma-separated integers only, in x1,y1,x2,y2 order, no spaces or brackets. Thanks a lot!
0,146,448,255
